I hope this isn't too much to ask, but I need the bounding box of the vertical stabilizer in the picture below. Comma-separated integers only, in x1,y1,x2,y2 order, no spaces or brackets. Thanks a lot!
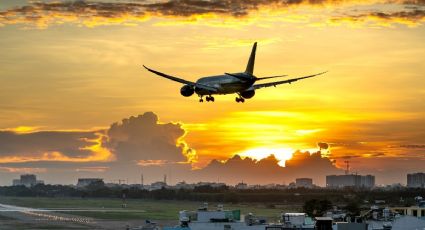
245,42,257,75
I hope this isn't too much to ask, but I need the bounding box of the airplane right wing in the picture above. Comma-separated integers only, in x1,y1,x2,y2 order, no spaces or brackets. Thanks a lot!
252,71,327,90
143,65,217,92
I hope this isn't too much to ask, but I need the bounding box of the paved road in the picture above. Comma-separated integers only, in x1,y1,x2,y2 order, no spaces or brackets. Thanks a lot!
0,202,97,229
0,202,153,229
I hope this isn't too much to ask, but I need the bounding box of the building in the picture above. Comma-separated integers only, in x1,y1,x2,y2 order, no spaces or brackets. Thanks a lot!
12,174,44,187
295,178,313,188
235,182,248,190
361,175,375,188
326,174,375,188
174,181,194,190
391,206,425,218
407,172,425,188
77,178,104,188
150,181,167,190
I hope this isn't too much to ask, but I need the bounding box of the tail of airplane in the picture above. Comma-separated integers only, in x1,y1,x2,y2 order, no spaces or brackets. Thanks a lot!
245,42,257,75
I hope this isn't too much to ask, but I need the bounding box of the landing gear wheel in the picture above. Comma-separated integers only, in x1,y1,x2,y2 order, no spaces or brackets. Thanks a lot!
199,99,204,102
205,96,215,102
235,97,245,103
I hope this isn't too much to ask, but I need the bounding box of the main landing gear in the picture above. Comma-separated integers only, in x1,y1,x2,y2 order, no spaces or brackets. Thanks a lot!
235,97,245,103
199,95,215,102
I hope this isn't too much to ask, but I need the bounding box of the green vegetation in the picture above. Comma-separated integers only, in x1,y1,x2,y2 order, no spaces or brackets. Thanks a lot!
303,199,332,217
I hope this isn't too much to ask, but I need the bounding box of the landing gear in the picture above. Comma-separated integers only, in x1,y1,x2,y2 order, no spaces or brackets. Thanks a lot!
235,97,245,103
199,95,215,102
206,95,215,102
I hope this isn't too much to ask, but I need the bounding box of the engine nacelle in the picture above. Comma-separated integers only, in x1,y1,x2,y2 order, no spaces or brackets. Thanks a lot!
240,90,255,99
180,85,194,97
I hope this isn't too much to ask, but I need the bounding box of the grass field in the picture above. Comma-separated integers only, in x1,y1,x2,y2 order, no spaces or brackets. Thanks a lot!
0,196,302,221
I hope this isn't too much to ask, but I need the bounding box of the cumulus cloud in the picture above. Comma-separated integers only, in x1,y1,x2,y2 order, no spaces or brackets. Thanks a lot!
104,112,195,164
0,0,424,28
195,151,342,185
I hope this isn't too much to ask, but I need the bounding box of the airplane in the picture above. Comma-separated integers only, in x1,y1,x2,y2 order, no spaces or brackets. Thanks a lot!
143,42,327,103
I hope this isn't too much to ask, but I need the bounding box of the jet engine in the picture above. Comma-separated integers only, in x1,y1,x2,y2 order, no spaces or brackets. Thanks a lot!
240,90,255,99
180,85,194,97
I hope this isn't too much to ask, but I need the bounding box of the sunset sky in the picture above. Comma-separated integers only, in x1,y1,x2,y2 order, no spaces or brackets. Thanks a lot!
0,0,424,186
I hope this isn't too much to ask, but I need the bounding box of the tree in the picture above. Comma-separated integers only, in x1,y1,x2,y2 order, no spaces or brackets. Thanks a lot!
303,199,332,217
344,201,361,216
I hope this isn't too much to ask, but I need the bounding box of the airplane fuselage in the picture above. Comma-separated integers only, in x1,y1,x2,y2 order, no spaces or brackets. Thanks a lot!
195,72,256,95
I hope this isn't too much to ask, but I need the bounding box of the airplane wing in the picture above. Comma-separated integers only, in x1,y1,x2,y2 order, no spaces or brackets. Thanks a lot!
143,65,217,92
252,71,327,90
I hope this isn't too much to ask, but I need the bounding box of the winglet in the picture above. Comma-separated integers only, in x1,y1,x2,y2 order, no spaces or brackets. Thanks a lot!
245,42,257,75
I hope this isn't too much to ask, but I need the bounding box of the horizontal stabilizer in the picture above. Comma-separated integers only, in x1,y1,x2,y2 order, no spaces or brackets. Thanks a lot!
256,75,287,81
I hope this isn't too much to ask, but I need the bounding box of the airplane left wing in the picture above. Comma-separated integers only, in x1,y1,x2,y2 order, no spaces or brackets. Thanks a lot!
143,65,217,92
252,71,327,90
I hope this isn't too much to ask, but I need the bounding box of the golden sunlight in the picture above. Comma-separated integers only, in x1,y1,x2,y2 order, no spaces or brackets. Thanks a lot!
236,147,295,167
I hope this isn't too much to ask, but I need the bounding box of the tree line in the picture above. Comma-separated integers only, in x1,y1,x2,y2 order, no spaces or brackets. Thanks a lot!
0,184,423,207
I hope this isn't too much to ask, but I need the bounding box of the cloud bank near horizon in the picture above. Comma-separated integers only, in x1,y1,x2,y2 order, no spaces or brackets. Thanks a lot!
0,111,424,186
0,0,424,28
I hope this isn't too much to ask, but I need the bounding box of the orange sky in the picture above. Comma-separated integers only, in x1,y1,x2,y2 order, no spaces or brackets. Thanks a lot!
0,0,424,185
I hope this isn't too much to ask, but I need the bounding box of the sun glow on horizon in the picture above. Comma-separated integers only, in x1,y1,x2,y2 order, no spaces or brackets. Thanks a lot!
236,147,295,167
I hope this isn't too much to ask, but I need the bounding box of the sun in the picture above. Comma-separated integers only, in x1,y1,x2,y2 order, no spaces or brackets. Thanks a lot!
236,147,295,167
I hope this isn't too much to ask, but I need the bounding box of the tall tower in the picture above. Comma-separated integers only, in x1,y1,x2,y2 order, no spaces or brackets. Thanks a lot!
164,174,167,184
344,160,350,175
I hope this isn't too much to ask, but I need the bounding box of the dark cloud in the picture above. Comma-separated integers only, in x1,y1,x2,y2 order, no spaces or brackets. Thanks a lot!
399,144,425,149
317,142,329,150
195,151,342,185
0,130,100,160
0,0,424,27
332,9,425,25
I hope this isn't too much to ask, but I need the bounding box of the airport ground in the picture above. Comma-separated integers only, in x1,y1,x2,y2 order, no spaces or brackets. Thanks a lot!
0,196,301,229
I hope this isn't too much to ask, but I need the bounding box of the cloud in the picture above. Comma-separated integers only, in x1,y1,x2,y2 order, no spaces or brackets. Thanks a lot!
0,112,196,185
330,9,425,27
0,130,113,163
104,112,195,164
0,166,46,174
317,142,329,150
0,0,424,28
399,144,425,149
195,151,342,185
0,112,194,165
